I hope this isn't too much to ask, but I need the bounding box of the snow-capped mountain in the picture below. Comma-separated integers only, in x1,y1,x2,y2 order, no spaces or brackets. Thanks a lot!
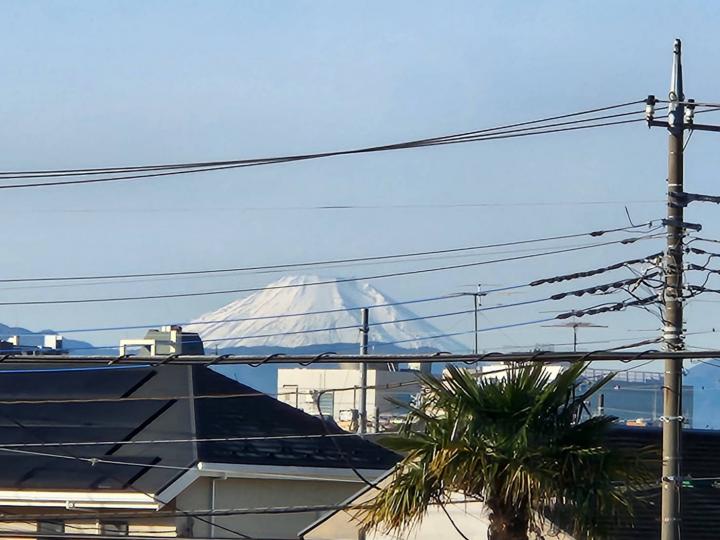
185,275,466,352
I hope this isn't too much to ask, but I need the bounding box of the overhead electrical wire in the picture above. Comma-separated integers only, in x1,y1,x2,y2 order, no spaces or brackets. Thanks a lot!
0,242,629,293
0,101,647,192
125,277,654,349
0,334,677,406
0,413,252,539
0,116,649,190
0,102,646,178
62,313,559,353
0,233,663,307
0,199,666,215
0,115,651,190
47,287,631,343
0,359,656,454
0,245,657,339
0,222,658,284
0,533,282,540
0,247,663,356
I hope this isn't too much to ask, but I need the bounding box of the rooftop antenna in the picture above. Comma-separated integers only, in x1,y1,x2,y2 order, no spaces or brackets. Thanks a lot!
541,320,608,352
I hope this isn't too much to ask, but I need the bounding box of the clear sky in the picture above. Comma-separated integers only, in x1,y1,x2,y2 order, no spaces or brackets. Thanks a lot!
2,1,720,364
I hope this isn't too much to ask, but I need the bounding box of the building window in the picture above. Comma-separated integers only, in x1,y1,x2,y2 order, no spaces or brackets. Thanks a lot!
37,520,64,539
100,521,129,536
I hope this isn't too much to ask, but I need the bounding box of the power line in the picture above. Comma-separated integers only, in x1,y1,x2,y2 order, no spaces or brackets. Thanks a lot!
0,101,645,189
0,361,629,450
0,533,286,540
0,336,670,406
0,234,662,306
0,199,666,214
1,248,660,339
62,288,641,353
530,252,663,286
2,349,712,367
0,115,652,190
62,288,636,352
0,222,657,283
0,242,628,293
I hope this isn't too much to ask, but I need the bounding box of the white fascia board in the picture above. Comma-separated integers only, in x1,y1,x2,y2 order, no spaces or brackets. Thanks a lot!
0,490,159,510
196,462,387,483
156,463,390,508
155,468,200,505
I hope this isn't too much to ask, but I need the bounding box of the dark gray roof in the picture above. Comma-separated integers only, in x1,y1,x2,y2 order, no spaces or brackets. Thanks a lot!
194,367,399,470
0,364,398,494
596,426,720,540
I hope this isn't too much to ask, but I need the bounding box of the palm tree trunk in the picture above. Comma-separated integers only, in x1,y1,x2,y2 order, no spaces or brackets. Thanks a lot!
487,504,530,540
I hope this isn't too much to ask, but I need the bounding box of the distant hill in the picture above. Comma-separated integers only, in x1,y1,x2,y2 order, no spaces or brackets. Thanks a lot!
0,323,110,355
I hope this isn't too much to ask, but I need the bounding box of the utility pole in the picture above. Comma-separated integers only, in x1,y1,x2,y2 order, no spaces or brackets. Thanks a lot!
358,308,369,434
457,284,483,354
474,284,481,355
646,38,720,538
660,39,685,540
645,39,687,540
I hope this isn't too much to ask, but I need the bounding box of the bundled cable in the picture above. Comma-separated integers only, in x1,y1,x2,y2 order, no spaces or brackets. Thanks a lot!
556,296,658,319
549,273,660,300
530,252,663,286
0,100,649,190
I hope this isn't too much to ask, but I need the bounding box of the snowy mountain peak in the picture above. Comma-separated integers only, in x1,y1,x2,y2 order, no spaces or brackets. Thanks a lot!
185,275,465,351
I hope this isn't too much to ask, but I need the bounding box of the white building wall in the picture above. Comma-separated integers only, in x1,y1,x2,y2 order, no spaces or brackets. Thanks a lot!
277,368,422,429
174,476,366,539
305,496,575,540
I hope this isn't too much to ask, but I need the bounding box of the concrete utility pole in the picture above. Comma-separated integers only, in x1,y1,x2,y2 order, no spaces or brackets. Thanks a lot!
457,285,483,354
659,39,685,540
474,285,480,355
645,37,720,538
358,308,369,434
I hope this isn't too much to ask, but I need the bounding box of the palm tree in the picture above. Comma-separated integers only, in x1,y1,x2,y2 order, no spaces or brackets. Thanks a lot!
360,363,654,540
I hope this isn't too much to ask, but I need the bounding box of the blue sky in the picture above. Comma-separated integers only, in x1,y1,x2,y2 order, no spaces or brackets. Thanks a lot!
2,1,720,362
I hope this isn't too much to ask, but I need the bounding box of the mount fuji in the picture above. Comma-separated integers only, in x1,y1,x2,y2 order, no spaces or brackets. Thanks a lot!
184,275,467,390
185,275,466,352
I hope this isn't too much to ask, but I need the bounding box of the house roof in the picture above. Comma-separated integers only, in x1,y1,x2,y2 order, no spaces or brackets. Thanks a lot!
0,364,398,495
598,426,720,540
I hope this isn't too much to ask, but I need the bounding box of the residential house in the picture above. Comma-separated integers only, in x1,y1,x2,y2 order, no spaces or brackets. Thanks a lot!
0,363,398,539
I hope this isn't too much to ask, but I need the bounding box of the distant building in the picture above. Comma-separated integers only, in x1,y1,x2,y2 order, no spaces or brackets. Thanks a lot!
119,325,204,356
462,363,694,428
467,362,568,382
0,334,66,355
277,365,425,432
583,367,694,428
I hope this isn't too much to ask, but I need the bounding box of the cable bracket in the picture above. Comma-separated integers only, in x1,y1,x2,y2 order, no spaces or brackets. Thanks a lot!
662,218,702,231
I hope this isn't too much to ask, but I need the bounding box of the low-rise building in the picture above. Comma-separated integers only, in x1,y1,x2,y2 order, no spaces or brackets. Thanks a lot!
119,325,204,356
583,367,694,427
0,334,67,355
277,366,424,432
